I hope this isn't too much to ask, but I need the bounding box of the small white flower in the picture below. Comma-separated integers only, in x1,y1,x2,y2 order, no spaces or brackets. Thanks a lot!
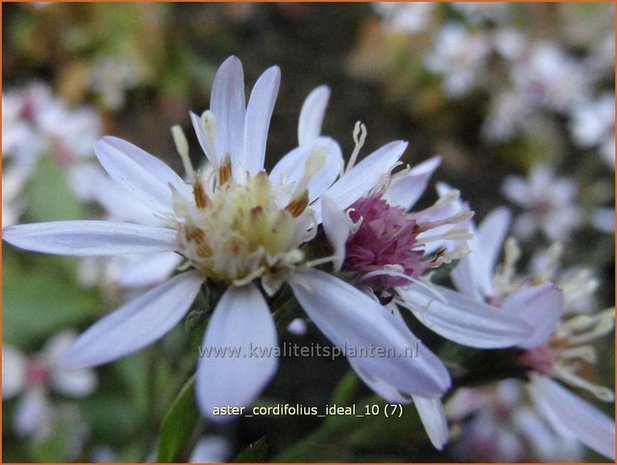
2,331,97,439
373,2,436,34
89,57,141,110
510,42,590,114
2,82,102,226
447,380,584,461
501,164,584,242
570,92,615,170
425,23,491,97
189,435,232,463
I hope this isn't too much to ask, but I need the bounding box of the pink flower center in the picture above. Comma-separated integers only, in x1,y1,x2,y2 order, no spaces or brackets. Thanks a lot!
518,345,559,374
25,359,49,386
344,195,428,289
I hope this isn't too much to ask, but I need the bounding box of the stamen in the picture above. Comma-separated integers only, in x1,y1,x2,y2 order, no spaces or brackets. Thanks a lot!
560,345,597,364
305,254,338,268
494,237,521,291
418,228,472,243
361,266,414,284
292,146,326,199
347,209,363,233
169,183,189,217
201,110,218,165
232,266,266,287
415,211,474,233
346,121,367,173
285,192,309,218
171,125,195,183
193,179,208,210
218,155,233,186
566,316,615,345
186,227,205,243
284,147,325,217
562,269,599,308
552,364,615,401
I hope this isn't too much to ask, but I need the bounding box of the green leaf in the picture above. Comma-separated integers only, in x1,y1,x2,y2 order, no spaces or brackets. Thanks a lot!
82,395,142,443
3,252,100,347
329,370,359,406
157,374,200,462
27,154,85,222
234,437,268,462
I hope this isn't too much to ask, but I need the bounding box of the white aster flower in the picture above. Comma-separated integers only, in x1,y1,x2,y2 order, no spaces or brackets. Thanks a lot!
373,2,436,34
448,207,615,459
2,331,97,440
89,57,141,110
4,56,451,422
425,23,491,98
510,41,590,114
529,243,600,314
447,380,584,461
501,164,584,242
450,2,512,25
570,92,615,170
2,81,102,222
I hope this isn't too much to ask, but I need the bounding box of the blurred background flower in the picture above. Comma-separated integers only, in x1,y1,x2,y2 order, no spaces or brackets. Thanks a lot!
3,2,613,462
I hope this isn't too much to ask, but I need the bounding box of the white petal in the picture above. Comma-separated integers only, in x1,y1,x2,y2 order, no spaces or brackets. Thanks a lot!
413,396,449,450
2,345,26,399
88,168,163,225
39,330,79,365
115,252,182,288
60,271,205,368
290,268,450,397
398,284,532,348
349,359,411,403
197,284,277,421
50,367,97,397
94,138,180,214
3,221,177,256
190,436,232,463
210,56,246,166
513,407,562,461
321,195,350,272
269,137,343,202
298,85,331,146
472,207,511,296
528,374,615,460
243,66,280,174
98,136,188,191
14,387,52,438
502,283,564,349
384,156,441,210
325,141,407,211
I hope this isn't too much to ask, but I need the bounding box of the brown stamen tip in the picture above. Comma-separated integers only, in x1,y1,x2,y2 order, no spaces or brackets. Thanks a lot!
218,158,232,186
428,247,446,266
194,180,208,209
186,227,205,243
285,191,309,218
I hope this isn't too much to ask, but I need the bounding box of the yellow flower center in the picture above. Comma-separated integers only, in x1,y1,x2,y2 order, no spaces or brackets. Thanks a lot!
173,161,314,287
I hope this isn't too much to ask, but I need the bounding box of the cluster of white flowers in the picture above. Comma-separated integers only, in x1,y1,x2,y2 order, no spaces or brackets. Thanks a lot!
2,331,96,441
374,3,615,168
3,56,613,460
2,83,102,225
